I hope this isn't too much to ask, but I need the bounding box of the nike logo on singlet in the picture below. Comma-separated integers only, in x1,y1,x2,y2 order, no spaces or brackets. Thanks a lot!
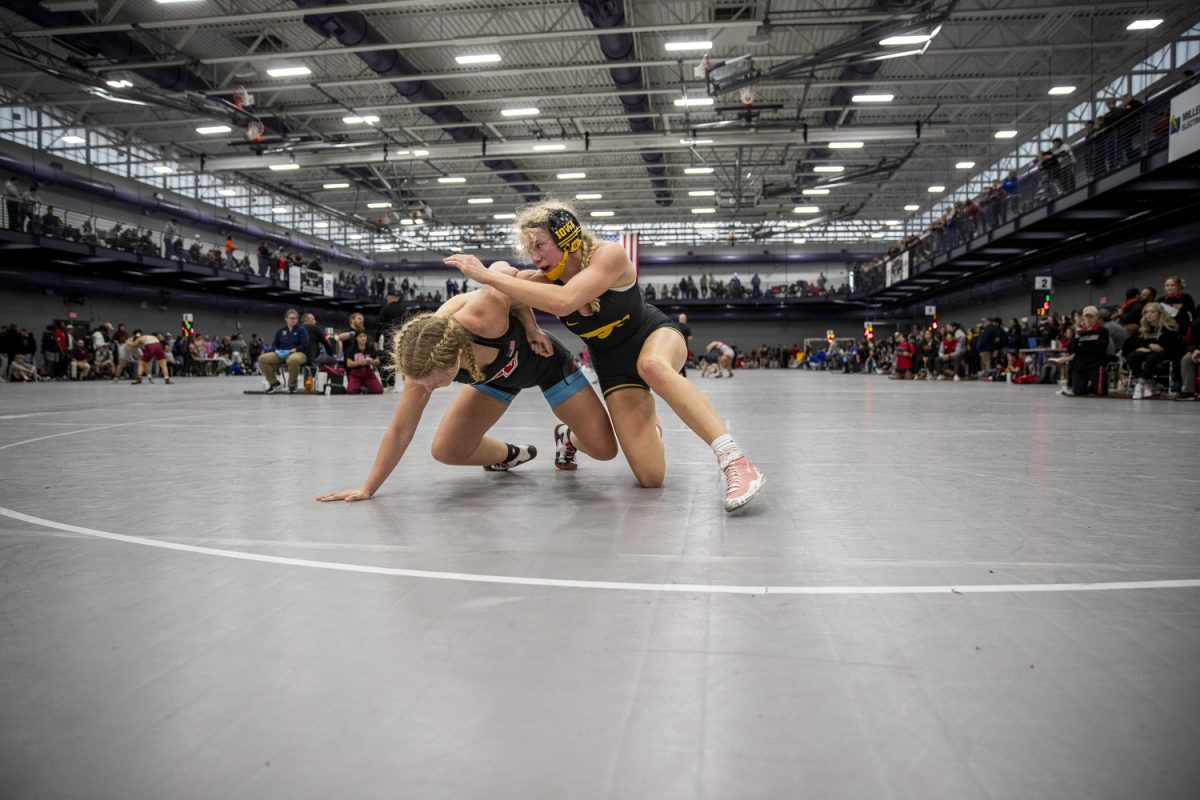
565,320,579,327
579,314,631,340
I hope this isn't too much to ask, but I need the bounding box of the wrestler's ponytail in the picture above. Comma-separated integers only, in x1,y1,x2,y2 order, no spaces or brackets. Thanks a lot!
393,313,483,382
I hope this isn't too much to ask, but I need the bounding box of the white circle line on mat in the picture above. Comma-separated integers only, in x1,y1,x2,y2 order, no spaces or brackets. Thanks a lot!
2,507,1198,596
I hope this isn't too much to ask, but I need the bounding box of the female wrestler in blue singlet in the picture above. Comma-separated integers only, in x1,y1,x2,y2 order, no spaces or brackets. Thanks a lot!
445,201,764,512
317,265,617,503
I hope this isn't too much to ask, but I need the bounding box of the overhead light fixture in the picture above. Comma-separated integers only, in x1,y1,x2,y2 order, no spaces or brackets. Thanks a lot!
323,182,350,189
1047,86,1077,96
665,41,713,52
575,193,602,200
60,135,85,144
195,125,232,135
348,234,363,240
155,0,205,4
493,212,516,220
653,241,666,246
556,172,586,180
266,66,311,77
828,141,864,149
883,220,901,226
590,211,615,217
879,25,941,46
869,47,928,62
367,202,391,209
437,176,466,184
217,189,239,198
456,53,502,64
1126,19,1162,30
870,232,887,238
269,163,300,171
399,218,414,226
501,107,539,117
674,97,714,107
314,221,328,228
793,238,807,244
680,138,714,145
411,149,429,156
342,115,380,124
467,197,494,204
813,165,845,173
928,185,945,192
271,207,289,213
532,143,566,152
152,165,173,174
802,188,830,195
691,207,716,214
688,190,716,197
851,94,894,103
105,79,133,88
793,206,820,213
90,89,146,106
994,130,1018,139
955,161,976,169
684,166,714,174
414,218,425,225
904,204,920,211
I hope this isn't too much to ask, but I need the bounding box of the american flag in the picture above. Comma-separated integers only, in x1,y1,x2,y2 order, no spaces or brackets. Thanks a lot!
603,231,640,276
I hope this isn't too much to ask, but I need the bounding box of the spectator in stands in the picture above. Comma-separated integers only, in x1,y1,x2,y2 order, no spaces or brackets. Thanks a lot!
976,317,999,377
224,233,236,270
228,334,248,373
915,329,937,378
986,180,1005,227
1120,287,1154,334
1055,306,1109,396
300,312,337,370
890,332,914,379
1002,170,1020,219
19,185,39,234
41,323,64,379
1050,137,1076,193
343,331,383,394
37,205,60,237
67,336,91,380
937,322,966,380
4,176,18,231
257,308,309,394
1123,302,1182,399
81,217,97,244
162,218,179,259
93,343,115,380
962,197,983,240
1159,276,1194,341
1179,333,1199,401
256,242,270,277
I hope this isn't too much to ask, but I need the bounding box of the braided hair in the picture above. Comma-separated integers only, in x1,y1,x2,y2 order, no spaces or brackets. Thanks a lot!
392,312,484,383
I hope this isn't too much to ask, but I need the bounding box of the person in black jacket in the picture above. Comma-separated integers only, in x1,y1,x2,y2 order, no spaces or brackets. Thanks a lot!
1122,302,1182,399
1055,307,1110,396
976,318,1000,377
300,312,336,370
376,289,407,387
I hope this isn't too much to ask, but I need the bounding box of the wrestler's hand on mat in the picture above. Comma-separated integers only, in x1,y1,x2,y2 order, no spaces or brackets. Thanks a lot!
443,253,489,283
316,487,374,503
527,327,553,357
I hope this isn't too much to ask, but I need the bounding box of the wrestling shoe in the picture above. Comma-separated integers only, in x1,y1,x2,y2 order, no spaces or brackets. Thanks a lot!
719,453,765,512
554,424,577,471
164,378,173,385
484,444,537,472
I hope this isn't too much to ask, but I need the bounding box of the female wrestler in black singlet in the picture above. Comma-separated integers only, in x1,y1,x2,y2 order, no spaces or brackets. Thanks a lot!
445,201,764,512
317,266,617,503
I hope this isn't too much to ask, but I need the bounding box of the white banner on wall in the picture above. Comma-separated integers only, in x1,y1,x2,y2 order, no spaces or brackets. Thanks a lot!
884,250,910,287
288,266,334,297
1168,82,1200,163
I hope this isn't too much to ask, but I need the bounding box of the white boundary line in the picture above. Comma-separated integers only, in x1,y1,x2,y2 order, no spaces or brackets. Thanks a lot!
3,507,1199,596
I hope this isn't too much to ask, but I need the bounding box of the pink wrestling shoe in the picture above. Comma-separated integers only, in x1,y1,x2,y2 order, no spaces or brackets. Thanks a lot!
719,453,765,512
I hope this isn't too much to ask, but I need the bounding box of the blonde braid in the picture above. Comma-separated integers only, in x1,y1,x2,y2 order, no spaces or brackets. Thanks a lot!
392,313,484,382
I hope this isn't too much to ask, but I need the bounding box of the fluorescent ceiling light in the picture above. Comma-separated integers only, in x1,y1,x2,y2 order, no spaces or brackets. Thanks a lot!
870,232,887,238
494,213,517,220
928,185,945,192
456,53,501,64
575,193,602,200
501,107,539,117
684,166,714,174
813,165,844,173
195,125,232,135
688,190,716,197
851,94,894,103
155,0,205,4
1048,86,1077,96
322,182,350,189
314,222,328,228
1126,19,1162,30
883,220,901,226
680,138,714,145
437,176,466,184
793,238,807,244
269,163,300,171
348,234,363,240
556,172,586,180
266,66,311,77
60,135,85,144
399,218,413,226
674,97,714,107
802,188,830,195
904,204,920,211
691,208,716,214
152,165,173,174
955,161,976,169
665,41,712,52
879,25,940,46
532,143,566,152
271,207,289,213
342,115,380,124
994,130,1018,139
793,206,820,214
412,149,429,156
828,141,864,149
653,241,666,246
467,197,494,204
217,189,237,197
91,89,145,106
367,202,392,209
105,79,132,88
414,218,425,225
590,211,615,217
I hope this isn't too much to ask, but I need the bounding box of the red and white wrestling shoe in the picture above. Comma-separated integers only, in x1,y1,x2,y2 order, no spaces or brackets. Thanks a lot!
553,424,578,471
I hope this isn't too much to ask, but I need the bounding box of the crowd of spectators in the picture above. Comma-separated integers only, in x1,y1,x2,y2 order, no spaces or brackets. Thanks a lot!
643,271,849,302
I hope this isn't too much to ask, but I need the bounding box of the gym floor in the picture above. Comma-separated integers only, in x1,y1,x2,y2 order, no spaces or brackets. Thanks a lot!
1,373,1197,799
